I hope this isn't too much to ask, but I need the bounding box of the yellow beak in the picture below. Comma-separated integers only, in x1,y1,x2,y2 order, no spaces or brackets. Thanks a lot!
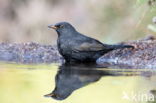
48,25,58,30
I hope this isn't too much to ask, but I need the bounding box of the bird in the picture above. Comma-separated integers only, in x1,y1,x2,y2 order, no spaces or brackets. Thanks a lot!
48,22,134,63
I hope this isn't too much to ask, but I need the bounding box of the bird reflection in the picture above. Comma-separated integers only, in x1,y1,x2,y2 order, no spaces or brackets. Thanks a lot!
44,63,124,100
44,63,154,100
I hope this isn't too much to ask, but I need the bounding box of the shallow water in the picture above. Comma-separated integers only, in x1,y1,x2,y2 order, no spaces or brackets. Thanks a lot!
0,63,156,103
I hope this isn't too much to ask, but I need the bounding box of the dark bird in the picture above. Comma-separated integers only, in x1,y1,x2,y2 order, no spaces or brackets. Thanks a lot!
48,22,133,63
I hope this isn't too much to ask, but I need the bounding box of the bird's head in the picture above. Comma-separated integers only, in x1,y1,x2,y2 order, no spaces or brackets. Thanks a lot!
44,88,73,100
48,22,76,35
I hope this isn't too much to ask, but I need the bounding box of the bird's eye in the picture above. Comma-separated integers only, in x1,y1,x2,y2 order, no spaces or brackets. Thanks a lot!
57,25,64,28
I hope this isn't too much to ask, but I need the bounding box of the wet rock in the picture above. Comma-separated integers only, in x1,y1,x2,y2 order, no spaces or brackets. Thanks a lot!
97,35,156,69
0,42,64,64
0,36,156,68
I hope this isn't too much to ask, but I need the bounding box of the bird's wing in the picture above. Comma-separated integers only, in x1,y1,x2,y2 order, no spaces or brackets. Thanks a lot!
74,41,105,52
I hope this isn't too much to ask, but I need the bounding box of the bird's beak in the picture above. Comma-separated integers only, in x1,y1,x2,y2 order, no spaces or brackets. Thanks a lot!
44,93,55,97
48,25,58,30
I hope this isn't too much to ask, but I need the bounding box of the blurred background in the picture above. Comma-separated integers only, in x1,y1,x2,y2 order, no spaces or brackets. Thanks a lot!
0,0,156,45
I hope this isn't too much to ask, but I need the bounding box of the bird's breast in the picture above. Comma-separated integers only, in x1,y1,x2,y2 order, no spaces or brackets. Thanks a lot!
57,38,72,56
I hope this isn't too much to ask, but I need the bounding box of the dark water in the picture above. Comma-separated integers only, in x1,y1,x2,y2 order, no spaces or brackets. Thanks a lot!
0,63,156,103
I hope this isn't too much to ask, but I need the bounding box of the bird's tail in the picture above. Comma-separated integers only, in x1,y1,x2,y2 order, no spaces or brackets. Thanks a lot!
105,44,134,51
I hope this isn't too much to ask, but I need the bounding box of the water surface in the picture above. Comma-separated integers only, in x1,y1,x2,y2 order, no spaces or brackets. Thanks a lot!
0,63,156,103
